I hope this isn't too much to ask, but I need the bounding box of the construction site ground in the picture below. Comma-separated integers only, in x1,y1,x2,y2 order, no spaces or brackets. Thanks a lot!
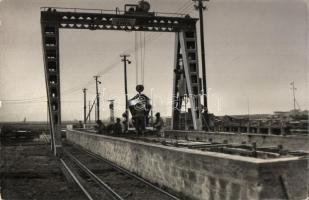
0,140,86,200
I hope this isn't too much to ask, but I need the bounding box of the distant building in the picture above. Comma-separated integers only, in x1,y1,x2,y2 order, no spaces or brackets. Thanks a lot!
274,109,309,118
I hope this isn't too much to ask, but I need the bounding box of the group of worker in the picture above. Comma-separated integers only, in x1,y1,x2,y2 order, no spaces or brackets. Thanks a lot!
95,112,164,136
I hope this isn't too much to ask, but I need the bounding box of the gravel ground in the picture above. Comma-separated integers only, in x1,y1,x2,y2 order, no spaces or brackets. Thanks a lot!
0,140,86,200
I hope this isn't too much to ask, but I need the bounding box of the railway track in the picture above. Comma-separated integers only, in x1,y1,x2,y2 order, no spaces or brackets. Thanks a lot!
61,143,181,200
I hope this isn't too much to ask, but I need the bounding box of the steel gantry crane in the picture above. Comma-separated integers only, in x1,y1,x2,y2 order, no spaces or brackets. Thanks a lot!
41,1,204,155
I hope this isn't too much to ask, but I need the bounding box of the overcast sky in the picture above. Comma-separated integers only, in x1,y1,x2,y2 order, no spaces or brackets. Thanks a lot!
0,0,308,122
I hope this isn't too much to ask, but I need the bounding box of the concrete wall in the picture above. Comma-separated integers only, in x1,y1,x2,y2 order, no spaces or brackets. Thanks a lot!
165,130,309,152
66,130,308,200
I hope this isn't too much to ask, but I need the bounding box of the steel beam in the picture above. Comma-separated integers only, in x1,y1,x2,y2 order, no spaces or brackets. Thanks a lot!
41,9,197,32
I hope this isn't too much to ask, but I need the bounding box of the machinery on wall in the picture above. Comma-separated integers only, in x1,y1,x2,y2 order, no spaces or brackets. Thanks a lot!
124,1,154,16
41,1,204,154
128,85,152,134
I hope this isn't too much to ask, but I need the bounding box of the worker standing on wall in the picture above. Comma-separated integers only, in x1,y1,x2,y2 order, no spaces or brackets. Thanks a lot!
95,120,105,134
122,112,128,133
134,106,147,136
113,118,122,136
153,112,164,137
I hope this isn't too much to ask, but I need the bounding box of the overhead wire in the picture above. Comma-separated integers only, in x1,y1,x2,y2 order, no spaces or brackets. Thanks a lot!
3,0,195,104
61,1,195,108
130,0,194,86
97,0,193,72
94,0,194,76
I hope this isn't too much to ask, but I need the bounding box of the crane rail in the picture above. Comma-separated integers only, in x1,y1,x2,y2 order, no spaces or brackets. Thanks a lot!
60,158,95,200
61,143,181,200
62,149,124,200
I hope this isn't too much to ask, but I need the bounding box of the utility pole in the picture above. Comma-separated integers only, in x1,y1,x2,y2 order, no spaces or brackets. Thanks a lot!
86,98,96,123
94,76,101,121
83,88,87,124
88,101,91,123
120,54,131,128
290,81,297,110
247,97,250,133
94,104,97,121
193,0,209,130
108,100,115,123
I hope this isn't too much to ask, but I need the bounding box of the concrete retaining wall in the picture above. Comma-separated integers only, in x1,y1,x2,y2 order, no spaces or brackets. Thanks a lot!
165,130,309,152
66,130,308,200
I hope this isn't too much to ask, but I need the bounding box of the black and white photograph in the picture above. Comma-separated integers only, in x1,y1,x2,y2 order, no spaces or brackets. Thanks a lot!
0,0,308,199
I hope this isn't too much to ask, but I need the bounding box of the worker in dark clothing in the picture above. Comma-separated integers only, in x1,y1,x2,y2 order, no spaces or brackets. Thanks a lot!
153,112,164,137
122,112,128,133
78,120,83,128
133,102,147,136
95,120,105,134
113,118,122,136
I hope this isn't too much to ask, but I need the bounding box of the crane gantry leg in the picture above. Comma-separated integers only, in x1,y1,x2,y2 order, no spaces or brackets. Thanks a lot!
172,30,202,130
41,23,62,155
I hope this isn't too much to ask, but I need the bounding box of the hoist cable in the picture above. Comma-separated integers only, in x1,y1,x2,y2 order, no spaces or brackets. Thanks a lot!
134,32,139,85
139,32,143,85
142,31,146,85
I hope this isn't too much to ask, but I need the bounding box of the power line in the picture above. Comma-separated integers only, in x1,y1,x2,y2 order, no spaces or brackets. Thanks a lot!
3,1,195,104
93,1,194,77
61,0,194,89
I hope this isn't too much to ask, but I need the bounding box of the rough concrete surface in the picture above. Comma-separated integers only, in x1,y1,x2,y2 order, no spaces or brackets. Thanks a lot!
67,130,308,200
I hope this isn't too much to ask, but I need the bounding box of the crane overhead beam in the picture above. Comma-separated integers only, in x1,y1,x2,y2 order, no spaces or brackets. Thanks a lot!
41,9,197,32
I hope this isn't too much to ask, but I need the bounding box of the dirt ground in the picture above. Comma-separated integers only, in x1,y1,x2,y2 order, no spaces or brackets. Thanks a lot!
0,142,86,200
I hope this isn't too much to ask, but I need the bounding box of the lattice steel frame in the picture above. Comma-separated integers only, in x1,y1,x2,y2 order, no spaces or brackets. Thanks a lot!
41,8,202,154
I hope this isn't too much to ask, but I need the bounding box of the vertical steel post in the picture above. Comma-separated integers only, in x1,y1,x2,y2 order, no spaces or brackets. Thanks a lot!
194,0,209,129
171,33,181,130
94,76,100,121
83,88,87,124
121,55,131,129
88,101,91,123
291,81,296,110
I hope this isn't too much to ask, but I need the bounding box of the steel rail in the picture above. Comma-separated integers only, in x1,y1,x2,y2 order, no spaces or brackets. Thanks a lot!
74,146,181,200
62,149,124,200
60,158,94,200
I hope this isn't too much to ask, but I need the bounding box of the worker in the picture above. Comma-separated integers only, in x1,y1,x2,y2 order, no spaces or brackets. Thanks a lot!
113,118,122,136
153,112,164,137
78,120,83,128
95,120,105,134
122,112,128,133
134,106,147,136
105,123,114,135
